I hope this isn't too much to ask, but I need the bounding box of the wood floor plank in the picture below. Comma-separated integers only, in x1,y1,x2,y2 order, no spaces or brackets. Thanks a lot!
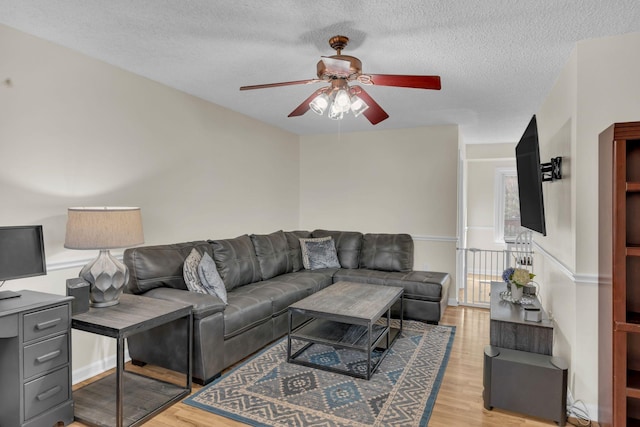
69,305,582,426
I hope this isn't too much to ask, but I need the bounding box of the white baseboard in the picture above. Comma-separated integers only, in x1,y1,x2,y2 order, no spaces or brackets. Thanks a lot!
72,350,130,385
447,297,459,306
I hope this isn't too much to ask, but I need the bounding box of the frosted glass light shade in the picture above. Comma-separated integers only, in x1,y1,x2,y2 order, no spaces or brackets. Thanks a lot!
309,93,330,115
350,95,369,117
333,89,351,113
328,103,344,120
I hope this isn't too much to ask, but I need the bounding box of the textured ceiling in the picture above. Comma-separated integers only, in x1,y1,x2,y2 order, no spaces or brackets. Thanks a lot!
2,1,640,143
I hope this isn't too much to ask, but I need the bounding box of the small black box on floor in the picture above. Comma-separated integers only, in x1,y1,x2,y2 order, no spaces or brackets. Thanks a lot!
66,278,90,314
483,345,568,426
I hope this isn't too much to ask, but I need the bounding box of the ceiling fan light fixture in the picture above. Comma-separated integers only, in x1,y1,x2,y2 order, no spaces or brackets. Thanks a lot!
309,92,330,115
350,95,369,117
334,89,351,113
328,103,344,120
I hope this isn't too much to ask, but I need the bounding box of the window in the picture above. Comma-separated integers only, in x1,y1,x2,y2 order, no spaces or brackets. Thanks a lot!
495,168,520,243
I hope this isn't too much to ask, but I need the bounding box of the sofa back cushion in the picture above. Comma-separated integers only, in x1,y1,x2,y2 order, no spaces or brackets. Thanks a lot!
312,230,363,269
124,241,213,294
250,231,290,280
284,230,311,272
359,233,414,272
209,235,262,290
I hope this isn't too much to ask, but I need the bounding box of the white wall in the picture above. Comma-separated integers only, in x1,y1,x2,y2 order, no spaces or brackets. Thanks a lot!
1,24,462,385
464,143,516,251
0,24,300,382
535,31,640,418
299,126,459,300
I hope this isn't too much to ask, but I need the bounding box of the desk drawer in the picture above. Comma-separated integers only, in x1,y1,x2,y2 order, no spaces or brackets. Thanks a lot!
24,366,70,421
24,334,69,379
23,305,68,342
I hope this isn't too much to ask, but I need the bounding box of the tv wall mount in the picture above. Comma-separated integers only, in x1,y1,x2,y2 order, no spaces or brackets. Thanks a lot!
541,157,562,182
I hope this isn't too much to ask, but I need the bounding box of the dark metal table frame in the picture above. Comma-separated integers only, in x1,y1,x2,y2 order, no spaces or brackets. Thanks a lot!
287,282,403,380
72,294,193,427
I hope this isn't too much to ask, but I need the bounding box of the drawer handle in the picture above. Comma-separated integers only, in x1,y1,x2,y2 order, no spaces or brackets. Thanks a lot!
36,350,62,363
35,318,61,331
36,385,62,401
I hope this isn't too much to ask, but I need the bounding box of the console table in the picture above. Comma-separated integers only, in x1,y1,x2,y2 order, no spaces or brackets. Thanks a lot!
489,281,553,355
0,290,74,427
72,294,193,427
484,281,567,425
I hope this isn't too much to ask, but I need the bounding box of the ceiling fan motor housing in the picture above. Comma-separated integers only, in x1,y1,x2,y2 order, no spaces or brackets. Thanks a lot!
316,55,362,80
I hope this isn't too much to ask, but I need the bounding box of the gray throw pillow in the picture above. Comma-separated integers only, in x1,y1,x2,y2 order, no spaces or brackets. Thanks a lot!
198,252,228,305
183,248,207,294
299,237,341,270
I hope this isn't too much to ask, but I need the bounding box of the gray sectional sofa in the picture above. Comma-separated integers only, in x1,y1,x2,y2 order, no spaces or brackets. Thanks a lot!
123,229,450,385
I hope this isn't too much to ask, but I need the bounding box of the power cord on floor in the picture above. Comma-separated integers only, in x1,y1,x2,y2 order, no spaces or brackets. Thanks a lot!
566,398,592,426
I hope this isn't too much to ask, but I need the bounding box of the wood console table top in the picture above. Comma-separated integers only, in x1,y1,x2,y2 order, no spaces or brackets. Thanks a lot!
490,281,553,328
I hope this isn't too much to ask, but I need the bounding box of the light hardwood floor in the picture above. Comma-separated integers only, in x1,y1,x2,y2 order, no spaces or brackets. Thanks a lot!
70,306,577,426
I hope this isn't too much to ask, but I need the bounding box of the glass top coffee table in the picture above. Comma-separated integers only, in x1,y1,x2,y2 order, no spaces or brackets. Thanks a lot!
287,281,403,380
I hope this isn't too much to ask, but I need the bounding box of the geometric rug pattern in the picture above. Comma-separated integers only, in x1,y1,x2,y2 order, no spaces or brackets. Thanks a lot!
185,320,455,426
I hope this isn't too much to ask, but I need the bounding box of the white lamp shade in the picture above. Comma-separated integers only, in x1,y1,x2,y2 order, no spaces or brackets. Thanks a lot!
333,89,351,113
309,93,330,115
328,103,344,120
350,95,369,117
65,207,144,250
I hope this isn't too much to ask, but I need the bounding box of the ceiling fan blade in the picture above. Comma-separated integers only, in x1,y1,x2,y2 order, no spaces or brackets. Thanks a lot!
240,79,319,91
365,74,441,90
321,57,352,76
351,85,389,125
288,89,327,117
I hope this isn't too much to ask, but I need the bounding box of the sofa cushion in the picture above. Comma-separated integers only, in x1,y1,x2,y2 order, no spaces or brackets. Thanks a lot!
333,269,449,302
222,287,275,339
284,230,311,272
183,249,207,294
263,269,336,296
250,231,290,280
300,237,341,270
124,241,213,294
359,233,414,272
198,252,228,304
312,230,363,269
209,235,262,291
237,280,312,317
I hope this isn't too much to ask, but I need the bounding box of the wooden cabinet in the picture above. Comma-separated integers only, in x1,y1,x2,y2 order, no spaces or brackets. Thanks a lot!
0,290,74,427
484,282,567,425
599,121,640,427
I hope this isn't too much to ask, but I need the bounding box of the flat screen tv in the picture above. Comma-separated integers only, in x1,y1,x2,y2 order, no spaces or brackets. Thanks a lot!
0,225,47,300
515,115,547,236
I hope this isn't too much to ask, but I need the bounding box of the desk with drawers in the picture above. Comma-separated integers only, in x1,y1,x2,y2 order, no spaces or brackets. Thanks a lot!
0,290,74,427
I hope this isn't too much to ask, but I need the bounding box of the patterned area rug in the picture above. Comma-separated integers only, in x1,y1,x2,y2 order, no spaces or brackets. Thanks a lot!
185,320,455,427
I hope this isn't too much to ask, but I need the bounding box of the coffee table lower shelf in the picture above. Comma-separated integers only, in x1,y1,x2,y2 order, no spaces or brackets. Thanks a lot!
73,371,189,427
288,318,401,380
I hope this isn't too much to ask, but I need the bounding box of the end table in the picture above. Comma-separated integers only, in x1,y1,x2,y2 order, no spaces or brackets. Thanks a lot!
72,294,193,427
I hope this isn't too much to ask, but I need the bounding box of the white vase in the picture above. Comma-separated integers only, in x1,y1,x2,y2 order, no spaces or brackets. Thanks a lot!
510,284,523,301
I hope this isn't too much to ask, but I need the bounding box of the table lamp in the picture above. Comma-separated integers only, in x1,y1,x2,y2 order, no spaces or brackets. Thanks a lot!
64,207,144,307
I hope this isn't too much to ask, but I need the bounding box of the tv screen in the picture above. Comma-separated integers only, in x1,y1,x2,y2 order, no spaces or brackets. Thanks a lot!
515,115,547,236
0,225,47,281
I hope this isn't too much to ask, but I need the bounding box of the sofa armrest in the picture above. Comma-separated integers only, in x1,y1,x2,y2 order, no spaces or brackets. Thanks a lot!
142,287,225,320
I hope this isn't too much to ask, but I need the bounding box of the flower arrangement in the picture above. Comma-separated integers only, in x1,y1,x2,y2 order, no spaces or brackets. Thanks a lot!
502,267,535,288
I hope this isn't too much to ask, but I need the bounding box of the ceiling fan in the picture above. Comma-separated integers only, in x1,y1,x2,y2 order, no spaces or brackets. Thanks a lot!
239,35,441,125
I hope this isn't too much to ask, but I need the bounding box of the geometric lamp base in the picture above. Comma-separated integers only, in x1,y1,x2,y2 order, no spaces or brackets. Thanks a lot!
79,249,129,308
